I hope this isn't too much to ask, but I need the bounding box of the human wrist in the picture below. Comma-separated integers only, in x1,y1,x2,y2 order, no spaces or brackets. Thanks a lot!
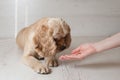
92,42,101,53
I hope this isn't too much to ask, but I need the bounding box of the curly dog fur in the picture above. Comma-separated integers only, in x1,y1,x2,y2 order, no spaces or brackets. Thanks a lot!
16,17,71,74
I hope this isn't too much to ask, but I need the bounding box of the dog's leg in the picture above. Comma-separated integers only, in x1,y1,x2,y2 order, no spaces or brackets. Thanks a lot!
45,56,58,67
34,54,44,60
22,55,50,74
22,45,50,74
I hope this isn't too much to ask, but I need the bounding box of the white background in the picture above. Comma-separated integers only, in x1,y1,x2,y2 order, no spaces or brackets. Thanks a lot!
0,0,120,38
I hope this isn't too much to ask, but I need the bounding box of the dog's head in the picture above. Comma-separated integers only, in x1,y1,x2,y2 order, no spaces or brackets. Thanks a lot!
33,18,71,57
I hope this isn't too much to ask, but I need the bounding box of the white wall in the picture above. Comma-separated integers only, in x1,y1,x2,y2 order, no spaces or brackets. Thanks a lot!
1,0,120,37
0,0,15,38
17,0,120,36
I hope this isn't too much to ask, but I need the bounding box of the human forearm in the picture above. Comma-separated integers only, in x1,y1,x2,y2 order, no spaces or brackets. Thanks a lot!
93,33,120,52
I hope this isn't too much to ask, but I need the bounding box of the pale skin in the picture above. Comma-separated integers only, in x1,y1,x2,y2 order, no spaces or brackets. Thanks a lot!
59,32,120,60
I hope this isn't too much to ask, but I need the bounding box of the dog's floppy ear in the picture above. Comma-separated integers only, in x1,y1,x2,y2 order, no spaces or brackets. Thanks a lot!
34,24,57,56
33,34,41,49
33,25,48,48
39,25,49,37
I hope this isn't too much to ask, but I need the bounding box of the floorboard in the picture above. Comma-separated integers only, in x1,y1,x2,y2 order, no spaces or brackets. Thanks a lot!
0,37,120,80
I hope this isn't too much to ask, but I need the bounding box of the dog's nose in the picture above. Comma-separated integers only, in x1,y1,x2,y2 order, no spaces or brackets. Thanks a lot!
60,46,66,50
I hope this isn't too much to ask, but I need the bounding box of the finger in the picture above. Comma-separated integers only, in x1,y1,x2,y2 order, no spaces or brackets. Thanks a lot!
60,56,75,60
65,55,81,59
59,56,65,60
59,54,75,60
59,54,81,60
59,55,71,60
64,53,89,60
72,47,81,54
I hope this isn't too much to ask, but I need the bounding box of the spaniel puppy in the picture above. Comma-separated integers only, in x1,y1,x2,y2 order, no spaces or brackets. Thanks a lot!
16,17,71,74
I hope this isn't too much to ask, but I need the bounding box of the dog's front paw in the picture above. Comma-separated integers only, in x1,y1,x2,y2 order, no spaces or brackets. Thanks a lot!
34,65,51,74
48,59,58,67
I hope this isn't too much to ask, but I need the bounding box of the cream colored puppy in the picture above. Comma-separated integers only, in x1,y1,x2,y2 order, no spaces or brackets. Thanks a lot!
16,17,71,74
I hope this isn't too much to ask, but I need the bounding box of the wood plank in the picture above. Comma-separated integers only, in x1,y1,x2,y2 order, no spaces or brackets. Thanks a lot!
0,37,120,80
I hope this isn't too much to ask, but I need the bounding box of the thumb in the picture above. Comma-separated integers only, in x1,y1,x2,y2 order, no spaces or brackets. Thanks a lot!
72,47,81,54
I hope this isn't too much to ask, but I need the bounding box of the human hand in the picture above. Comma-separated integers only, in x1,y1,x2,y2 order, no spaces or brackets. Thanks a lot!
59,43,97,60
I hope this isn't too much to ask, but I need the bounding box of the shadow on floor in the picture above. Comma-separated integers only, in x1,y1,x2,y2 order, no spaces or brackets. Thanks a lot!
74,62,120,69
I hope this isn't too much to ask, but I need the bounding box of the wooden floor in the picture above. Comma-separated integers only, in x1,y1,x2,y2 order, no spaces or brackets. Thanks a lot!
0,37,120,80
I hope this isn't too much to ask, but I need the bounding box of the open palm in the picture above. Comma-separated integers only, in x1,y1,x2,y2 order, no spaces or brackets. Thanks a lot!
59,43,96,60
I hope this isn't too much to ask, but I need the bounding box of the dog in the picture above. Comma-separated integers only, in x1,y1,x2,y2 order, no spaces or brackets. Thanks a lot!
16,17,71,74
